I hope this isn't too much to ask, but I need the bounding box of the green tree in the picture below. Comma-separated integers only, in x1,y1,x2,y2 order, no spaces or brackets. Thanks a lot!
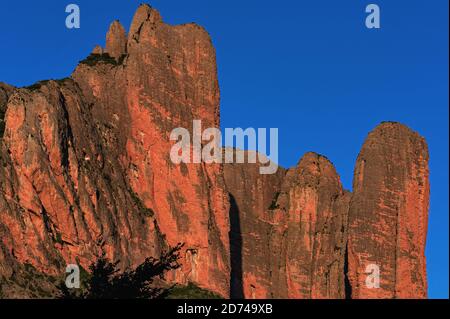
57,243,183,299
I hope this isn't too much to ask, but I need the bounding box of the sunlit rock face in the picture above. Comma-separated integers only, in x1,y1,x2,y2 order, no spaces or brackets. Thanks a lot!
347,122,429,299
0,4,428,299
223,125,428,300
0,4,229,297
224,152,350,299
105,20,127,60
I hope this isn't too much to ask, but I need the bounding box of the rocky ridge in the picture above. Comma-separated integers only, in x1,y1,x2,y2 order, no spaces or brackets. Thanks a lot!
0,5,428,299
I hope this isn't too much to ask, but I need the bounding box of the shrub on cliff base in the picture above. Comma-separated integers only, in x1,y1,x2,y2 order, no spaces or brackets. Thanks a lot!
57,243,183,299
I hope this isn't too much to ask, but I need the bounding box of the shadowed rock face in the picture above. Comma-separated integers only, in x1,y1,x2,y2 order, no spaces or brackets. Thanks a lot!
347,122,429,299
223,150,286,298
0,5,429,299
0,83,14,139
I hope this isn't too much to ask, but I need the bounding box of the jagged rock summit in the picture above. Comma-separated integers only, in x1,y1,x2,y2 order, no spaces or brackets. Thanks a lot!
105,20,127,59
0,5,428,299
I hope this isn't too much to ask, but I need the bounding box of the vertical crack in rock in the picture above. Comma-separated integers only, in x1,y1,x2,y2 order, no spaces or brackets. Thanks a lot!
344,244,352,299
228,193,244,299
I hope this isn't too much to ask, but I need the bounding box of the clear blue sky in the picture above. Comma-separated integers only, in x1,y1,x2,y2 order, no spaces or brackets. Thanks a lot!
0,0,448,298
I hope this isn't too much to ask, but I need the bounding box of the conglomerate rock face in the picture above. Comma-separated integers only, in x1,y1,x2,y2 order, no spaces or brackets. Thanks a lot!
0,4,229,297
105,20,127,60
224,152,350,299
274,153,351,299
223,129,428,300
223,150,287,299
0,4,429,299
347,122,429,299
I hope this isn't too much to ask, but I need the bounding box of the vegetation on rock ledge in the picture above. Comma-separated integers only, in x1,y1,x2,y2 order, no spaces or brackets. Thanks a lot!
80,53,127,67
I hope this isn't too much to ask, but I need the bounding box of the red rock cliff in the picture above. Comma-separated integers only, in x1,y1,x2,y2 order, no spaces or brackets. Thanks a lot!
223,123,428,299
224,152,350,299
0,4,229,297
0,4,429,299
347,122,429,299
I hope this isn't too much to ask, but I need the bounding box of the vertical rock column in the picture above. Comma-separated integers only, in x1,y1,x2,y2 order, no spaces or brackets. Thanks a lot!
105,20,127,60
347,122,429,299
275,153,350,299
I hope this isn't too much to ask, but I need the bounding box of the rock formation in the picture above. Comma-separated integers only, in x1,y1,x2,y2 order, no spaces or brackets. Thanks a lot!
224,152,350,299
223,123,429,299
223,150,286,298
105,20,127,60
0,83,14,140
347,122,429,299
0,4,429,299
0,4,229,298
